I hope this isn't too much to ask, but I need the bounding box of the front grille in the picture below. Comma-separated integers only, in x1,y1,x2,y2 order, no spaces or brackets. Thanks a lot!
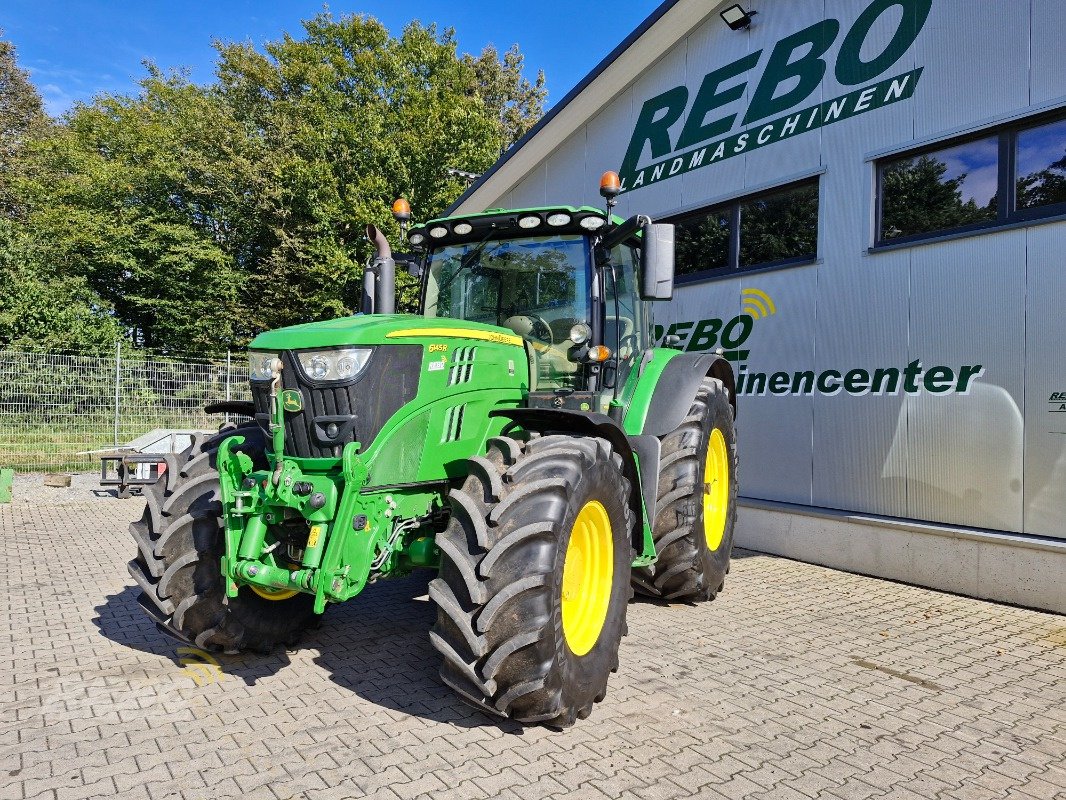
252,345,422,458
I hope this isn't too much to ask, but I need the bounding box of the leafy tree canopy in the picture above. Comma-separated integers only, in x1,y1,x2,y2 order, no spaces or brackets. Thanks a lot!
0,33,49,219
0,218,123,350
3,15,545,353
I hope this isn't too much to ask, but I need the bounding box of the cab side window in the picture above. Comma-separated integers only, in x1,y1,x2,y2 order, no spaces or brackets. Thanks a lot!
605,244,646,388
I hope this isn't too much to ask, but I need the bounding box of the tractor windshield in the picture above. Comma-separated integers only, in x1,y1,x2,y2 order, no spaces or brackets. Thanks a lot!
423,234,590,389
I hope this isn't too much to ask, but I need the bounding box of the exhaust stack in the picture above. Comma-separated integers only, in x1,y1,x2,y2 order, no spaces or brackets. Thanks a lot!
363,224,395,315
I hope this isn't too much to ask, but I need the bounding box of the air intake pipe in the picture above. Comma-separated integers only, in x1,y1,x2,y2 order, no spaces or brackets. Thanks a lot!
363,224,396,315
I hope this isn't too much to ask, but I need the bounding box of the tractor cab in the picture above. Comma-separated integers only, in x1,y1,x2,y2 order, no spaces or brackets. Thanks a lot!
404,176,675,415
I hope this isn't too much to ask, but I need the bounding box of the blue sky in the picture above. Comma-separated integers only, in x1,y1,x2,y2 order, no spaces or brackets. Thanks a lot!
3,1,663,116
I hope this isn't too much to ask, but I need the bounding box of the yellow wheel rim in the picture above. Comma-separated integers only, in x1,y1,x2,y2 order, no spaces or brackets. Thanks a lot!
250,584,299,601
561,500,614,657
703,428,730,551
250,559,299,601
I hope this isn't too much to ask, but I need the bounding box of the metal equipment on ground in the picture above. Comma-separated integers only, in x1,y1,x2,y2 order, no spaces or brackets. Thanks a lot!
97,429,204,498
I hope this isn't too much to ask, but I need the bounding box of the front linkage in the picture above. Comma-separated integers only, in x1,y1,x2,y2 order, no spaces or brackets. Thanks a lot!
215,359,440,614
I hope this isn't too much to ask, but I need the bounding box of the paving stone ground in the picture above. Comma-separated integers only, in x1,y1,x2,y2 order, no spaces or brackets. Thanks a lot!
2,486,1065,800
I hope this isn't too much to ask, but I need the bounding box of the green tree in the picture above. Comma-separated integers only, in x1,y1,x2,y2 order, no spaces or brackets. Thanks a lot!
213,15,545,317
463,43,546,154
0,33,49,219
16,14,545,353
0,35,120,350
19,71,248,351
0,218,122,350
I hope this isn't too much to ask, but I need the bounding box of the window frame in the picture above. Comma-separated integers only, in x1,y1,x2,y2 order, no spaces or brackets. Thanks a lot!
667,177,820,286
873,108,1066,249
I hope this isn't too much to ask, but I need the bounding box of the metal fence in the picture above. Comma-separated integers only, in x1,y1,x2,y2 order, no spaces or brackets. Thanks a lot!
0,345,249,472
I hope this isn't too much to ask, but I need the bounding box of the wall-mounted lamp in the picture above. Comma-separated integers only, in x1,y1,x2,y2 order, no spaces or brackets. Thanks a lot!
447,167,482,187
720,4,757,30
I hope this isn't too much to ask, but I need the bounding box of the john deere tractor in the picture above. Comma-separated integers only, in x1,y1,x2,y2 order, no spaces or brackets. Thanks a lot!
128,174,738,726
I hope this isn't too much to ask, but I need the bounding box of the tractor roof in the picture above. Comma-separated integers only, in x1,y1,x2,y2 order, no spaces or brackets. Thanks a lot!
409,206,631,249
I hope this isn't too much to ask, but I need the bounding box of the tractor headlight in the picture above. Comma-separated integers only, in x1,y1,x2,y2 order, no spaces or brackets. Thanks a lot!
249,352,280,381
569,323,591,345
295,348,372,382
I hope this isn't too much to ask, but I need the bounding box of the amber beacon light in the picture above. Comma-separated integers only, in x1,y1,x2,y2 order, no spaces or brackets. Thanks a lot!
599,171,621,198
599,171,621,210
391,198,411,223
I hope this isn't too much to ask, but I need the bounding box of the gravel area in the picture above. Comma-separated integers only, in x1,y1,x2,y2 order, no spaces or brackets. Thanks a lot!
7,471,130,506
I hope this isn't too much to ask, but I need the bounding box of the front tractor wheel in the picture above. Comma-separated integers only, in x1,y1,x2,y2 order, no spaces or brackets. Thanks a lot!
126,424,316,653
430,433,633,726
632,376,738,602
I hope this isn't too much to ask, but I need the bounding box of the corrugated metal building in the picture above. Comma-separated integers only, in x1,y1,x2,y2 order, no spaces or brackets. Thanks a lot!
448,0,1066,613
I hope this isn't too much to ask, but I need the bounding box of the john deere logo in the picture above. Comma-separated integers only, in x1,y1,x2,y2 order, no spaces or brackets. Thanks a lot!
282,389,303,412
620,0,931,193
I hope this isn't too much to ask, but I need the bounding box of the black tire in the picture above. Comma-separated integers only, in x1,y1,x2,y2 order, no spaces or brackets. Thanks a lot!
632,376,737,602
127,424,316,653
430,433,633,726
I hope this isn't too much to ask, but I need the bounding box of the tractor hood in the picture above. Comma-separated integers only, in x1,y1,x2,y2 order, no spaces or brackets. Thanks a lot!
249,314,525,351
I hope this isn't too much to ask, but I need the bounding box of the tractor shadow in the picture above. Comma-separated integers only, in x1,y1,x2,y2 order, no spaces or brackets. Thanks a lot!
93,585,198,660
92,578,526,732
93,585,304,682
93,552,761,730
306,571,527,732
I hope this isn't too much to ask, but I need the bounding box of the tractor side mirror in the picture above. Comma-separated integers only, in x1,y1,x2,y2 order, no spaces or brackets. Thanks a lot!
639,222,675,300
391,252,423,278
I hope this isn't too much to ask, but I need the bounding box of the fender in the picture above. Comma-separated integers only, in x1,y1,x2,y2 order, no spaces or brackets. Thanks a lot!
488,408,654,555
626,350,736,438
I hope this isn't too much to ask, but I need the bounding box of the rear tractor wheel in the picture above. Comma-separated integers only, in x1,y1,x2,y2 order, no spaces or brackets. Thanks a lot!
127,424,316,653
632,376,737,602
430,433,633,726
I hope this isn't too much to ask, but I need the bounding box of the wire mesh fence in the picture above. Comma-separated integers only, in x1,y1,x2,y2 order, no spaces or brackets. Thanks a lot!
0,345,249,472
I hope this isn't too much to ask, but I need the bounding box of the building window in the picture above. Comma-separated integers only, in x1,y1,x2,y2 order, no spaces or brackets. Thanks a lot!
671,179,818,281
876,110,1066,246
675,210,731,275
1016,117,1066,212
880,137,998,240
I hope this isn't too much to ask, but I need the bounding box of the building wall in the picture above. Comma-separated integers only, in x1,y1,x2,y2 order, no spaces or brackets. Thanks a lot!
483,0,1066,542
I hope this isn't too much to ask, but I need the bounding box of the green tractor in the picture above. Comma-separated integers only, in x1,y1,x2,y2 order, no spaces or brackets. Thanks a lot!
128,174,738,726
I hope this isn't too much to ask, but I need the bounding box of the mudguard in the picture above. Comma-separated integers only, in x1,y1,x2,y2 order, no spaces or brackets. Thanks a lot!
636,352,736,438
488,408,653,553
